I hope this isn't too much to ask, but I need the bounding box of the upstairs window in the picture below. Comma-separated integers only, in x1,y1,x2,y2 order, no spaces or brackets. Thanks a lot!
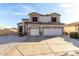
32,17,38,22
52,17,57,22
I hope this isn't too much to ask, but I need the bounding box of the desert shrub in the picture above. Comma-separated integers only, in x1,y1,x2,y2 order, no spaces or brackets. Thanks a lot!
70,32,79,39
77,32,79,39
64,32,68,35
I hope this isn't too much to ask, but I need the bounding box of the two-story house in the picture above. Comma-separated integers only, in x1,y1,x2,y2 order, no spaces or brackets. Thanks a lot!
17,12,64,36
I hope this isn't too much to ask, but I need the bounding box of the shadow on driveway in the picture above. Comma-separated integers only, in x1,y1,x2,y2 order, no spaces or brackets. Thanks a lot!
0,34,79,48
23,36,57,42
63,36,79,48
0,34,57,45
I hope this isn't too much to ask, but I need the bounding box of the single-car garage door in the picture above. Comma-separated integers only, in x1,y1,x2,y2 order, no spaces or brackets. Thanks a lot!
43,27,62,36
30,28,39,36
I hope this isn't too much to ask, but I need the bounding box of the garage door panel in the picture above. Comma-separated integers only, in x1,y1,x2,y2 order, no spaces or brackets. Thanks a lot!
54,29,62,35
43,28,62,36
30,29,39,36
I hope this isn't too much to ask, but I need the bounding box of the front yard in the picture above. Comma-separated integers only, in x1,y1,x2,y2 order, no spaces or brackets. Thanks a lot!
0,35,79,56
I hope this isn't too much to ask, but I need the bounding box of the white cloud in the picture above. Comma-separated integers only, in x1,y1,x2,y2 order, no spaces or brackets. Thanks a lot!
0,10,9,14
60,3,73,8
60,3,73,13
21,5,36,12
60,3,79,23
13,5,36,16
13,12,26,15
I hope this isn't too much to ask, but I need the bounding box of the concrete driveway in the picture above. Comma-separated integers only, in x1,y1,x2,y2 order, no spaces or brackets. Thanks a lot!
0,35,79,56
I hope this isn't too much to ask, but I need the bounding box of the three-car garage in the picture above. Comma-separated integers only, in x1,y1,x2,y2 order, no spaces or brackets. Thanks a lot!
29,26,63,36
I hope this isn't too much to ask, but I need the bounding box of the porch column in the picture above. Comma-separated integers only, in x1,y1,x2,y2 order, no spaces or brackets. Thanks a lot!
27,25,31,36
57,16,60,23
22,21,25,35
49,16,50,22
40,26,43,36
62,26,64,35
39,16,41,22
28,27,30,36
39,26,42,36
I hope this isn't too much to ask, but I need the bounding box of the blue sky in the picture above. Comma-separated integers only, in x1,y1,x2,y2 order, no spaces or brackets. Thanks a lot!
0,3,79,28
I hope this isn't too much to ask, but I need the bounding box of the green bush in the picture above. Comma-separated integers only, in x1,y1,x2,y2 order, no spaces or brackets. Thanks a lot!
70,32,79,39
77,32,79,39
64,32,68,35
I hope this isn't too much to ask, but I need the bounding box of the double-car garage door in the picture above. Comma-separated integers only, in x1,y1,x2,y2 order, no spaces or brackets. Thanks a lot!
30,27,63,36
43,28,62,36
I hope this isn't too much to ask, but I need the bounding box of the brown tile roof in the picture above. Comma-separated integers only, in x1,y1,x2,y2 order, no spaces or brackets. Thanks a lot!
17,22,22,25
65,22,79,26
26,22,64,25
28,12,42,15
28,12,60,16
49,13,61,16
22,19,29,22
22,19,28,20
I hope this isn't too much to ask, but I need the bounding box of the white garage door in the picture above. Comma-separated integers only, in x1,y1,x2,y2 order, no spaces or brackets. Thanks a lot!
43,27,62,36
30,28,39,36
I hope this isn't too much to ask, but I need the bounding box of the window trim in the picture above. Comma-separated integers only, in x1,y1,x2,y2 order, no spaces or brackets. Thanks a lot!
51,17,57,22
32,17,38,22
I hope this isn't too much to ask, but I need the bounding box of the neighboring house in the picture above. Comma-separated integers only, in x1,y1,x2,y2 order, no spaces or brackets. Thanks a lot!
17,12,64,36
64,22,79,34
0,28,17,35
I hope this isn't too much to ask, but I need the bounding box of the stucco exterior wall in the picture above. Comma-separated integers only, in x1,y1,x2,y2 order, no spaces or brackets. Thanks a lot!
29,13,60,23
75,25,79,31
64,26,76,34
39,16,50,22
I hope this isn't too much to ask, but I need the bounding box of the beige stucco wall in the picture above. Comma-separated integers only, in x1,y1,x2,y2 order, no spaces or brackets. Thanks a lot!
39,16,50,22
64,25,76,34
75,25,79,31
